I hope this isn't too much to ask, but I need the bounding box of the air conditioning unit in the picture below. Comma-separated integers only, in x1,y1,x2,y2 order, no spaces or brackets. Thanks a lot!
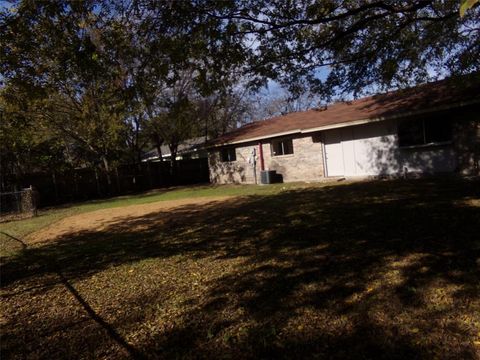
260,170,282,184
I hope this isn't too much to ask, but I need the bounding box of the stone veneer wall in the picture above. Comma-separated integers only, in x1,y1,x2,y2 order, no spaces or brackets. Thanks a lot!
208,133,325,184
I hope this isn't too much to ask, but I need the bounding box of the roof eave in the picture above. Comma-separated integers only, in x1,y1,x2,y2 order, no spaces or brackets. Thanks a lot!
302,98,480,134
207,129,302,148
209,98,480,148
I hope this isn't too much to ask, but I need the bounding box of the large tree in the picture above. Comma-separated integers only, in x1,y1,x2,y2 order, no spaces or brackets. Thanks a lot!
0,90,70,190
118,0,251,163
1,0,478,185
1,1,131,186
1,0,251,183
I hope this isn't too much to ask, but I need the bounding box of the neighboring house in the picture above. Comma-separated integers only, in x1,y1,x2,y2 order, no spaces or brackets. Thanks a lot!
207,75,480,184
142,137,208,162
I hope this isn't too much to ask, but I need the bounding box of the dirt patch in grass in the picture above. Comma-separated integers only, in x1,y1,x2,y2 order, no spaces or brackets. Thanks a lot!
1,178,479,359
27,196,233,245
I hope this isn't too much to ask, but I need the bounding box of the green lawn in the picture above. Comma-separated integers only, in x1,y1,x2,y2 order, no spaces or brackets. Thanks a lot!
0,182,310,256
1,177,479,359
0,182,320,237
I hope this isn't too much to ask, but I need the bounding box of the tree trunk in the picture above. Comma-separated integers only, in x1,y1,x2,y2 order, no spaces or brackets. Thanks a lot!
154,136,164,186
94,167,102,197
169,143,179,182
146,161,153,188
52,172,59,203
101,156,112,194
115,167,121,194
154,136,164,162
73,169,79,199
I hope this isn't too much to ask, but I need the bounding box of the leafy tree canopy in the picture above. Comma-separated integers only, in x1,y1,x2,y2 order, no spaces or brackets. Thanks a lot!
0,0,478,183
193,0,479,97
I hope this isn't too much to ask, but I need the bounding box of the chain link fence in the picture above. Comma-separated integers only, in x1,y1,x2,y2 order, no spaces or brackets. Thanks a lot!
0,187,38,222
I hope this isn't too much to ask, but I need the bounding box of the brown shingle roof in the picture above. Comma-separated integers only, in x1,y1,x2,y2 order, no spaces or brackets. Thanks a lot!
211,73,480,146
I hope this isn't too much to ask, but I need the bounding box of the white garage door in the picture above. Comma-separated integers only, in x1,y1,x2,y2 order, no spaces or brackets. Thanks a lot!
324,122,393,177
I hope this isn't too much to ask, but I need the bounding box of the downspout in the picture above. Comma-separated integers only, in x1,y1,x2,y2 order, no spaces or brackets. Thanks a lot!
258,142,265,171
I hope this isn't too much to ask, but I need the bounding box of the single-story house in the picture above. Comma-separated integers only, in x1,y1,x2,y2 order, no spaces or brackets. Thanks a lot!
207,74,480,184
142,136,208,162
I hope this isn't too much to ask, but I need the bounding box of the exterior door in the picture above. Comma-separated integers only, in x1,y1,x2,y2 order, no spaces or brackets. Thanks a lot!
323,129,345,176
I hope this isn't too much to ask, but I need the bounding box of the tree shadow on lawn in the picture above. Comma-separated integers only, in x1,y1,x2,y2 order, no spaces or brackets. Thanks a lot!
1,178,479,359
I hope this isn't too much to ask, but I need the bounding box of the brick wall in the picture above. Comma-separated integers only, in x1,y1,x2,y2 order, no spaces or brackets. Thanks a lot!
208,133,325,184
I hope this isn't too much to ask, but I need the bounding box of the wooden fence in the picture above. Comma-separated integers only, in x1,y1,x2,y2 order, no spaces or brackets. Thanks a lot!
1,159,209,208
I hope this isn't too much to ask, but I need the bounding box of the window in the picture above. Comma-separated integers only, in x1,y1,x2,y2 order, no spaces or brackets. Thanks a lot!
220,147,236,162
271,138,294,156
398,118,452,147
